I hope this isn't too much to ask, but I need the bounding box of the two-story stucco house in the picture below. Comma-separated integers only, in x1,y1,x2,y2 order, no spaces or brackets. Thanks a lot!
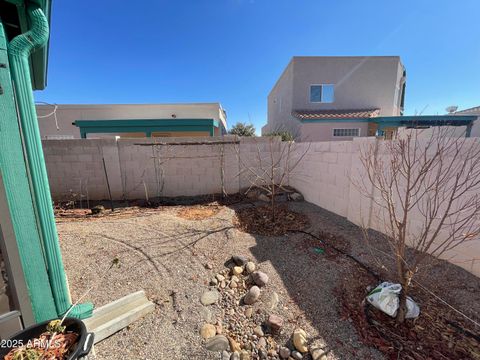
262,56,407,141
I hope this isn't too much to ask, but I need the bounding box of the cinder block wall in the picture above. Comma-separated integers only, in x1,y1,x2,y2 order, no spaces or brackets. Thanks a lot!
289,137,480,277
43,137,276,202
42,136,480,276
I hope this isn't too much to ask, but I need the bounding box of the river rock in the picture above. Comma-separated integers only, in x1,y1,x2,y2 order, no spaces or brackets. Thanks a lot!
256,337,266,349
232,255,248,266
244,286,261,305
245,307,253,318
230,352,240,360
291,351,303,360
245,261,256,273
252,271,269,287
310,347,327,360
232,266,244,276
228,337,241,352
222,350,231,360
201,290,219,305
267,314,283,333
200,324,217,339
267,291,279,310
206,335,229,351
293,328,308,353
253,325,264,337
240,350,250,360
279,347,291,359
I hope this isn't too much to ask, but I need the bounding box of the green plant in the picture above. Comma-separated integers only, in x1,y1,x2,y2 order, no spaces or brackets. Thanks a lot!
265,130,295,142
229,122,256,137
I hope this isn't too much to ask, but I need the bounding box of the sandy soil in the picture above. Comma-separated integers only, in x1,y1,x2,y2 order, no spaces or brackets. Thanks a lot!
57,201,480,360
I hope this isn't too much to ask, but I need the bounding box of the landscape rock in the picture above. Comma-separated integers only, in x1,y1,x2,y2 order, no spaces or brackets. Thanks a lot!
252,271,269,287
222,350,231,360
200,324,217,339
210,278,218,286
244,307,253,318
200,307,213,323
279,347,291,359
243,286,261,305
289,192,304,202
267,314,284,333
267,292,279,310
258,194,270,202
232,266,244,276
245,261,256,273
240,350,250,360
253,325,264,337
256,337,266,349
232,255,248,266
201,290,219,306
205,262,213,270
293,328,308,353
228,337,242,352
291,351,303,360
230,352,240,360
310,347,327,360
216,274,226,282
90,205,105,215
206,335,229,352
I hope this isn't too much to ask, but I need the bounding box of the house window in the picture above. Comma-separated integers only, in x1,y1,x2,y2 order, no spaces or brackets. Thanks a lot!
310,84,334,103
333,128,360,137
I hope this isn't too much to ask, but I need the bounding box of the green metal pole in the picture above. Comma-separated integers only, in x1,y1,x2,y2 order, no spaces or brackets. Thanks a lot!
8,6,92,319
0,19,57,323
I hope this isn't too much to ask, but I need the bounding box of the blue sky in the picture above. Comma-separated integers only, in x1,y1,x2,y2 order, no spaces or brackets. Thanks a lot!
35,0,480,132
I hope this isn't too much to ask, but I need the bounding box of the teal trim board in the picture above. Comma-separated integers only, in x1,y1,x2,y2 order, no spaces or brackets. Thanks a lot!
74,119,219,138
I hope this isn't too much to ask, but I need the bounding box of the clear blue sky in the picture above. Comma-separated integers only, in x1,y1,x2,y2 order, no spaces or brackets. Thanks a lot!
34,0,480,132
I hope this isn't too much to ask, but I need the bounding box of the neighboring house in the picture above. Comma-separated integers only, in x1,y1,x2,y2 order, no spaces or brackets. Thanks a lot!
454,106,480,137
263,56,406,141
263,56,476,141
36,103,228,139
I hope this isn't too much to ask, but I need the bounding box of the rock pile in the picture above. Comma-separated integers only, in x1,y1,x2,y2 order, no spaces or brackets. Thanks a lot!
199,255,325,360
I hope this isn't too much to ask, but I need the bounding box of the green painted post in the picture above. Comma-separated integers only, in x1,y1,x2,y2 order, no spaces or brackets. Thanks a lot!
8,6,92,319
0,20,57,322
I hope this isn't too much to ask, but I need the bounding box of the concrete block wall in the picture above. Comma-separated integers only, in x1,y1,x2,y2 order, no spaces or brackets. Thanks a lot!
42,136,480,276
43,137,275,202
289,137,480,277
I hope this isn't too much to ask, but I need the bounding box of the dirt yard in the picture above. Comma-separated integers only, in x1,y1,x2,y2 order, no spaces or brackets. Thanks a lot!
57,201,480,360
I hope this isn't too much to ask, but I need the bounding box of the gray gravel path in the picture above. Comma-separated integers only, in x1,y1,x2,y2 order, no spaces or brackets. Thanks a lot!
57,201,480,360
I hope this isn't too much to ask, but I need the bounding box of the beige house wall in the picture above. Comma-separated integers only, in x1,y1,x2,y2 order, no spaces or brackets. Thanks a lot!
265,56,405,141
36,103,227,139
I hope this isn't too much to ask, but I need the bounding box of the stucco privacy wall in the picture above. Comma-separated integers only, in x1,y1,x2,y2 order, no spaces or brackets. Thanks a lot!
288,137,480,277
42,137,280,202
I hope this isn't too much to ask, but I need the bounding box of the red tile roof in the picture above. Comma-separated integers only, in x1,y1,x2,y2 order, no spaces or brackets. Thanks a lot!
292,108,380,120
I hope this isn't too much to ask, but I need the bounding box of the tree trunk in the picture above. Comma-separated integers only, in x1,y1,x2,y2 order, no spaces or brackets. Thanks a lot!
271,184,276,222
396,287,408,323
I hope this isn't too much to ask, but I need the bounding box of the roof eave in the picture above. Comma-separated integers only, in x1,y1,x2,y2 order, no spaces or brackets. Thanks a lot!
6,0,52,90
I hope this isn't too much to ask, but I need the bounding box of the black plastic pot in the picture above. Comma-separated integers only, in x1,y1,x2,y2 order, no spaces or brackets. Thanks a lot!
0,317,94,359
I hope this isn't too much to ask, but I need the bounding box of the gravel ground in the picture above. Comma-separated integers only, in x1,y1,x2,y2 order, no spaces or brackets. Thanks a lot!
57,201,480,360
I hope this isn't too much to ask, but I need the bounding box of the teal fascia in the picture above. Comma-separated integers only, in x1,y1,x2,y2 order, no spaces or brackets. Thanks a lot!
74,119,219,138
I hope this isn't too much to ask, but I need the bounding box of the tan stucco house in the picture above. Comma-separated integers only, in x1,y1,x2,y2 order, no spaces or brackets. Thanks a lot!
36,103,228,139
262,56,407,141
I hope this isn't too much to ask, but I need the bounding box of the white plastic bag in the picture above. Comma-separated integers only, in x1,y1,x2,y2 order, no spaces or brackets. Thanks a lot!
366,282,420,319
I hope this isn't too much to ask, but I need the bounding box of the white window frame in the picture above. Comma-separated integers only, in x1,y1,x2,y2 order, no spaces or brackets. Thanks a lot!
309,84,335,103
332,128,361,137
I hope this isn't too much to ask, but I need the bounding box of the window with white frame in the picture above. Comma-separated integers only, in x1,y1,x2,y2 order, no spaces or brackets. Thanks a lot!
310,84,334,103
333,128,360,137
